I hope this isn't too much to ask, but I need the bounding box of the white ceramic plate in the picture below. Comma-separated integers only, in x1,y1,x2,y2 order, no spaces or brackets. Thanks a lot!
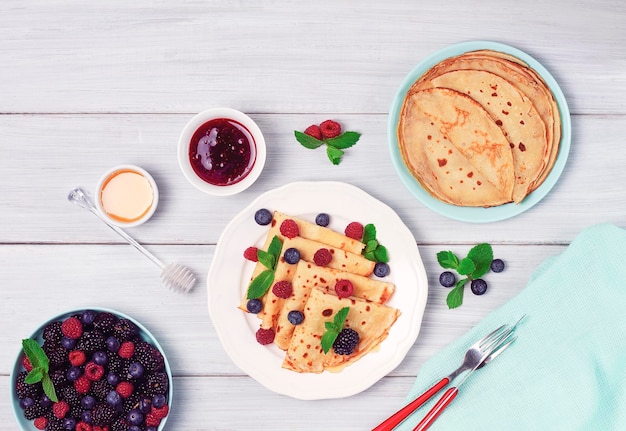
388,41,571,223
207,181,428,400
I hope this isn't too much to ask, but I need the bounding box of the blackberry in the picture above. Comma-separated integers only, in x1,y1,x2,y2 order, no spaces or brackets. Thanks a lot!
91,402,119,426
93,312,118,333
134,341,165,373
45,416,64,431
76,330,106,354
107,352,129,375
112,319,139,341
49,368,69,389
143,372,169,397
90,380,114,402
23,402,48,420
15,371,42,399
43,343,68,369
332,328,360,355
42,321,64,345
111,417,130,431
123,391,141,414
59,386,82,410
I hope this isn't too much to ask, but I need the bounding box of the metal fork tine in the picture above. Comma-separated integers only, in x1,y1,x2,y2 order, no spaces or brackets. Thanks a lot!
488,336,517,361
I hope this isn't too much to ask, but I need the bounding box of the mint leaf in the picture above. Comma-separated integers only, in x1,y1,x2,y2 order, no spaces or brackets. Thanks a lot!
437,251,460,270
267,235,283,263
325,131,361,149
365,239,378,253
447,278,468,309
326,146,344,165
374,245,389,263
41,374,58,402
25,367,44,384
246,269,275,299
257,250,275,271
363,250,376,260
294,130,325,149
22,339,49,371
363,224,377,244
457,257,476,276
321,329,339,354
321,307,350,354
468,243,493,279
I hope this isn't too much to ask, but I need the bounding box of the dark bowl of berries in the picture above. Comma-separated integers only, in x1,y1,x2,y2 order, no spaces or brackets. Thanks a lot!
11,308,173,431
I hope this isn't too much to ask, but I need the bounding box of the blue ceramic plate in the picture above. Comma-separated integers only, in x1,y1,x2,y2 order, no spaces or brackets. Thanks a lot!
10,308,173,431
388,41,571,223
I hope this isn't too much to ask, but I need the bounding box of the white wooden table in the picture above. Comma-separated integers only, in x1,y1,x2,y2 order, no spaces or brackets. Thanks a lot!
1,1,625,429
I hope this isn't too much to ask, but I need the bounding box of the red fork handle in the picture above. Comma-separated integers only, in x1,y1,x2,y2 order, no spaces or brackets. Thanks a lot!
412,387,459,431
372,377,450,431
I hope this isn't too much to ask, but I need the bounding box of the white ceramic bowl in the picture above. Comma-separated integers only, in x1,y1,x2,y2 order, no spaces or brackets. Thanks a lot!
95,164,159,228
11,308,173,431
177,108,266,196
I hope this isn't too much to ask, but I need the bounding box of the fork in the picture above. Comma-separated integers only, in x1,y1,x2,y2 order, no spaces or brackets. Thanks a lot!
373,316,524,431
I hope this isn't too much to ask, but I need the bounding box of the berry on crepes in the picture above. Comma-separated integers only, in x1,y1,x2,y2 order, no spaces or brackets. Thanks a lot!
313,248,333,266
279,219,299,239
255,327,275,345
272,281,293,299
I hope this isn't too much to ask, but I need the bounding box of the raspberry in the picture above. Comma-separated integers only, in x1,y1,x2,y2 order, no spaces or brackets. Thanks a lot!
313,248,332,266
145,412,162,427
74,375,91,394
320,120,342,139
279,219,299,239
344,222,364,240
61,317,83,339
76,423,93,431
272,280,293,299
53,400,70,419
255,327,275,345
22,356,33,372
33,417,48,430
118,341,135,359
304,124,322,140
84,361,104,381
243,246,259,262
151,404,169,419
69,350,86,366
334,279,354,298
116,381,134,399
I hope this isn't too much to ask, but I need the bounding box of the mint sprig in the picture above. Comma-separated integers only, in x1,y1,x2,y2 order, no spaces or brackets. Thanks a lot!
361,223,389,263
21,339,58,402
437,243,493,309
246,235,283,299
294,130,361,165
321,307,350,354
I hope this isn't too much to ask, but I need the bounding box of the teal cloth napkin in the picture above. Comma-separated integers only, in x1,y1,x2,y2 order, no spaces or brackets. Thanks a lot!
396,223,626,431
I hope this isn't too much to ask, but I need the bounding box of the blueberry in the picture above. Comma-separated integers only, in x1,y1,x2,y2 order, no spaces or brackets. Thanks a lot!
138,396,152,413
81,395,96,409
129,427,142,431
106,335,120,352
254,208,272,226
315,213,330,227
128,362,145,379
66,366,81,381
152,393,166,409
93,351,108,365
81,309,97,325
287,310,304,325
19,397,34,409
246,299,263,314
81,411,92,424
491,258,505,273
127,409,144,426
106,372,120,386
374,262,390,277
283,247,300,264
40,394,52,408
62,418,76,430
439,271,456,288
106,390,122,406
61,336,76,350
471,279,488,295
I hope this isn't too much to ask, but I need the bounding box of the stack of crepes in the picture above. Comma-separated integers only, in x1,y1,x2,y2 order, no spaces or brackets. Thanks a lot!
398,49,561,207
241,211,400,373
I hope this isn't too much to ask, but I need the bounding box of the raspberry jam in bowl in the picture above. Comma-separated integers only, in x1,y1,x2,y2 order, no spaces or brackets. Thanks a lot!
178,108,266,196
